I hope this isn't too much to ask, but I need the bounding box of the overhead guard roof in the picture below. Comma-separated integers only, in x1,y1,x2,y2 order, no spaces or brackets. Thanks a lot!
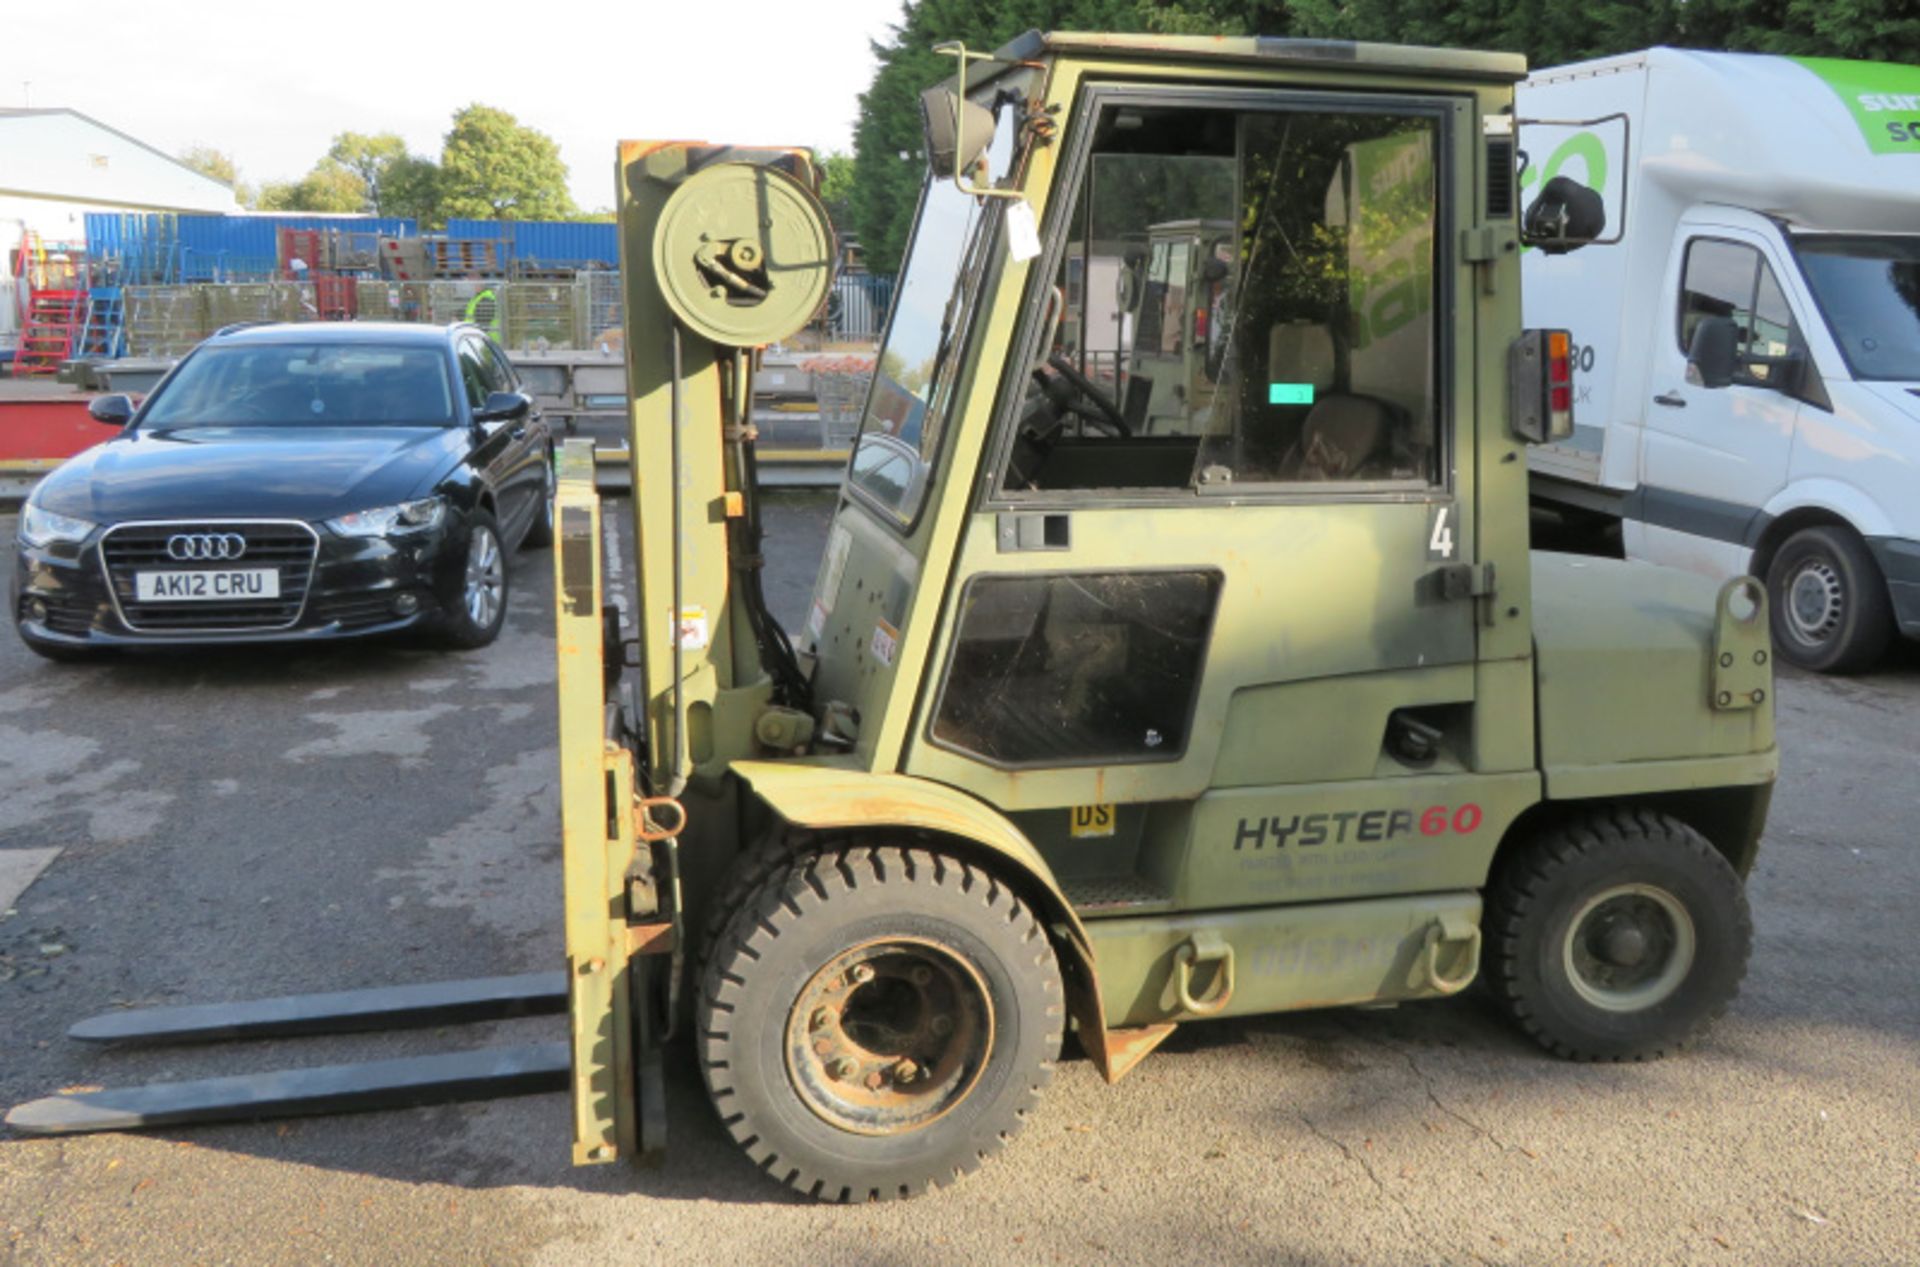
999,30,1528,85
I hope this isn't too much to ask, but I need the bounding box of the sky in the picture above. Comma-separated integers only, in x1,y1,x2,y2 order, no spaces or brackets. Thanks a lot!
11,0,908,212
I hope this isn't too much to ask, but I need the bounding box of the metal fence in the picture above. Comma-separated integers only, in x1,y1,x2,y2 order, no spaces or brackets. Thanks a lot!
826,273,893,342
118,269,889,358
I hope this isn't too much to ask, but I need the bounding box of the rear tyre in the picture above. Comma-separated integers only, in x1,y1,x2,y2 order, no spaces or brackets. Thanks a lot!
1487,809,1750,1062
1765,525,1894,673
698,845,1062,1201
439,513,508,649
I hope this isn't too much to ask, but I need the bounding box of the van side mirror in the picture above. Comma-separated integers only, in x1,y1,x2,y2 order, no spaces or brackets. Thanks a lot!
1686,318,1739,390
1520,176,1606,254
88,394,135,427
919,86,995,182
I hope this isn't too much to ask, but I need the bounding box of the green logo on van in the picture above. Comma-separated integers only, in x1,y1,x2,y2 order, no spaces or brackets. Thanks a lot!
1792,57,1920,156
1518,131,1608,196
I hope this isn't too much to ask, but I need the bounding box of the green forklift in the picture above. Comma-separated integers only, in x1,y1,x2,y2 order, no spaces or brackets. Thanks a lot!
11,32,1775,1206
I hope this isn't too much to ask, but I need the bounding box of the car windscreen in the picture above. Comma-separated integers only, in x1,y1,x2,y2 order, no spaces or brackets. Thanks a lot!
1791,235,1920,383
139,344,458,427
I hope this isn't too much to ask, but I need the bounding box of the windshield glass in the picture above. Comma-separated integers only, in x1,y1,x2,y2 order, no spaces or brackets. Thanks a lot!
1792,235,1920,382
141,343,457,427
847,87,1018,523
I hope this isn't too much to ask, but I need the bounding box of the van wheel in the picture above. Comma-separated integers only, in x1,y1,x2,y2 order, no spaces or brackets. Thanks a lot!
1765,526,1893,673
698,845,1062,1201
1486,809,1749,1062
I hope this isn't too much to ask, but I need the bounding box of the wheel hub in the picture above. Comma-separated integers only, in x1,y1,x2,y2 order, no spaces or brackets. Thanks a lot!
1785,559,1844,644
785,937,992,1136
1564,884,1696,1012
464,526,503,627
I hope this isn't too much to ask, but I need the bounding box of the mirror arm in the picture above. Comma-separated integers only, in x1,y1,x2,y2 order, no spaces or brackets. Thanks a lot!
932,41,1022,202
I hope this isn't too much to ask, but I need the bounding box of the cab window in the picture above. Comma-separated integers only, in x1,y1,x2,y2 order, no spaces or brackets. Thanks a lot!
999,99,1444,497
1677,238,1806,388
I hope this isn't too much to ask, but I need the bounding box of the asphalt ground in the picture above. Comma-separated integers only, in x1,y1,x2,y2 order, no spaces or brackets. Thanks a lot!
1,499,1916,1266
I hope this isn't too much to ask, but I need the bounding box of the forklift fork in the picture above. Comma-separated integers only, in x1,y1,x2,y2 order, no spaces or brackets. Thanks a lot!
9,442,670,1163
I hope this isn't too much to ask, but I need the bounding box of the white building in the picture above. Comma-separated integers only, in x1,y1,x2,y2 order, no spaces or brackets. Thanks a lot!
2,108,240,353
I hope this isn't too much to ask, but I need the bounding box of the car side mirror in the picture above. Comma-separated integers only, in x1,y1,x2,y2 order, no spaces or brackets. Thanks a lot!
88,394,135,427
475,390,532,423
1686,317,1739,390
1520,176,1606,255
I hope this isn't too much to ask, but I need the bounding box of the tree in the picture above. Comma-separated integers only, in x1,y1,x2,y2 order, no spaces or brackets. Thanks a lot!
177,145,258,207
378,154,445,226
326,131,413,216
815,150,858,237
177,144,238,187
436,105,577,221
255,161,364,213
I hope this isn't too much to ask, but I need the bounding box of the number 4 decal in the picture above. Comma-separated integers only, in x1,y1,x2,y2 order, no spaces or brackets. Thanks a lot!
1427,502,1457,562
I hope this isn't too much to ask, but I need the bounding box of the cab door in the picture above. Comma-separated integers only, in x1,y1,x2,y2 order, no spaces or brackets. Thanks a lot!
903,86,1519,913
1636,217,1808,575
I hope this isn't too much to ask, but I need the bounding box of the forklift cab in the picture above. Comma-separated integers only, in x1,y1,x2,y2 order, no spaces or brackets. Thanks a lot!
810,39,1512,919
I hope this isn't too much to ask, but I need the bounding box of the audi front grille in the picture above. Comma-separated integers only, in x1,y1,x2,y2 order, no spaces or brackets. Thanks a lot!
99,520,319,633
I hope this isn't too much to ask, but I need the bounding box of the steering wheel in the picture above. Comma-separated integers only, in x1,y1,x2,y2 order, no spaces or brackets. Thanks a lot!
1042,354,1130,435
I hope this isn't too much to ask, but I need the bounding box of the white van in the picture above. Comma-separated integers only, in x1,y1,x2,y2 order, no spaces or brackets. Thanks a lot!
1520,48,1920,672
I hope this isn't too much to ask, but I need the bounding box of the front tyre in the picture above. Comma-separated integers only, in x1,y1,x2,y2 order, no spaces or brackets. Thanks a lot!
1487,809,1750,1062
1765,525,1894,673
698,845,1063,1202
439,513,508,649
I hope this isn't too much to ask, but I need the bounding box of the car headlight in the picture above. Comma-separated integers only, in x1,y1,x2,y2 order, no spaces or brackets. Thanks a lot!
326,496,447,538
18,503,97,548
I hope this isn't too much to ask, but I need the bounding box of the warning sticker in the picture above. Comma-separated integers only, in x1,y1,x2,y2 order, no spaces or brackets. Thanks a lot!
1070,804,1117,838
673,606,710,651
870,618,899,667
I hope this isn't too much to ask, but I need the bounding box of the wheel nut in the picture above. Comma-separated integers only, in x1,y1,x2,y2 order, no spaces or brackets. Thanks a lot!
810,1007,833,1031
828,1058,857,1081
909,966,933,986
893,1059,919,1083
929,1015,953,1037
849,964,876,985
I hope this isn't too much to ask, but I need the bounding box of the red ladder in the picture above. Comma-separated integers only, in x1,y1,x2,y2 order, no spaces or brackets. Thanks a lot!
16,288,87,376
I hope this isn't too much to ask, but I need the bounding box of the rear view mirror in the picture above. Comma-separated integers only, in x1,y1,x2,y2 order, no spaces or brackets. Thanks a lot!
1687,318,1739,390
88,394,134,427
920,86,994,182
1521,177,1606,255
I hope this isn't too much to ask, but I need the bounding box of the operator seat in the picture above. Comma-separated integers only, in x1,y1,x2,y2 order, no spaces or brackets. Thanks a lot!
1264,321,1404,481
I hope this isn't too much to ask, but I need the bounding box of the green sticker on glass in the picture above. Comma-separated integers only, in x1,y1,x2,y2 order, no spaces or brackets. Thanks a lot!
1269,383,1316,405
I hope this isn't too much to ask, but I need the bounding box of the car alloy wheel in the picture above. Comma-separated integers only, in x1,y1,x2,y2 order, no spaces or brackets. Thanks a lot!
464,524,504,629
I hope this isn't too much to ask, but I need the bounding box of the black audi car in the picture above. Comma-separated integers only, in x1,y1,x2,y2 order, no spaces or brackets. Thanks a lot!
12,322,553,660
